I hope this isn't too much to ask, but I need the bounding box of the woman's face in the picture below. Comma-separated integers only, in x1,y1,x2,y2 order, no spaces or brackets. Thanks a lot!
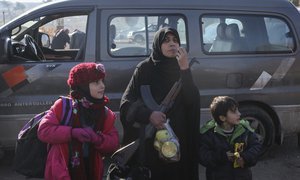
161,33,180,58
89,79,105,99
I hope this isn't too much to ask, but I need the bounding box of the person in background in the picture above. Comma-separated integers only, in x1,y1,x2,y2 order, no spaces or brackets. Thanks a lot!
51,28,70,49
120,27,200,180
70,29,86,49
38,62,119,180
199,96,262,180
109,25,117,49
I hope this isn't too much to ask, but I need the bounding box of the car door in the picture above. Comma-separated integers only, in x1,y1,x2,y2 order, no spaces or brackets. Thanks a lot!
0,6,96,149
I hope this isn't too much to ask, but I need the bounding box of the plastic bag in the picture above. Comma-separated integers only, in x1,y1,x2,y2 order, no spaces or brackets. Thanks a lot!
153,119,180,162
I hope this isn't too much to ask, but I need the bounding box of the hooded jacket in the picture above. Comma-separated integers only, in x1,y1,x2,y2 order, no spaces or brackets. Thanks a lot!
199,119,262,180
120,27,200,180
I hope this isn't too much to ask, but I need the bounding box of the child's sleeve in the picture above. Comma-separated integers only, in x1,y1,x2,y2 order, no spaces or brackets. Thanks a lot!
198,132,230,168
94,109,119,155
38,99,72,144
240,132,262,167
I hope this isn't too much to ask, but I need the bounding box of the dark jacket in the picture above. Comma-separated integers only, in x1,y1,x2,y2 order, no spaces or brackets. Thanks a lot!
70,30,86,49
51,29,70,49
120,27,200,180
199,119,262,180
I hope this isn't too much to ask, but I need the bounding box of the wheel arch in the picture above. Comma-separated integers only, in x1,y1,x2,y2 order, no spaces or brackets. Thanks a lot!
239,100,282,145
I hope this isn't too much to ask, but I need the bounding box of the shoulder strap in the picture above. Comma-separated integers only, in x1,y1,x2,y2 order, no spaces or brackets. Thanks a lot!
104,106,108,118
60,96,73,125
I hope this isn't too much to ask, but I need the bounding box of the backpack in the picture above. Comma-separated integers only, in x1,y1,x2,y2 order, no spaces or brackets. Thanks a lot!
13,96,73,178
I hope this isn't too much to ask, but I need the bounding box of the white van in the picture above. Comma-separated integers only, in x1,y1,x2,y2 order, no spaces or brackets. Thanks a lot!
1,0,300,156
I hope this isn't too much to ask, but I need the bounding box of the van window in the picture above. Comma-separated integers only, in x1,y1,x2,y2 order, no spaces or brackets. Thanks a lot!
109,15,187,56
40,15,87,50
7,14,88,63
201,15,295,54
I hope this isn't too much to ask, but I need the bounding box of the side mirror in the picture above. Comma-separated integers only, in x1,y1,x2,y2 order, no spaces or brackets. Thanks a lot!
40,33,50,48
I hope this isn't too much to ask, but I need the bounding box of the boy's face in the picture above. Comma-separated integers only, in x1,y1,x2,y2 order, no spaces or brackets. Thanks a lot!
220,108,241,127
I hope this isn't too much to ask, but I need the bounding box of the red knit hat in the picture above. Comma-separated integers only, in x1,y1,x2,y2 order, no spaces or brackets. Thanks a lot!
67,63,105,88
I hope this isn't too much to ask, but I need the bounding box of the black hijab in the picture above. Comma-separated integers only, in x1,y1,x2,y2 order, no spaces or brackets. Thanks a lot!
151,27,181,63
147,27,182,103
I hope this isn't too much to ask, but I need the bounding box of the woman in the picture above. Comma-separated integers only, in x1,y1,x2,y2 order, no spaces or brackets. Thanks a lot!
38,62,119,180
120,27,200,180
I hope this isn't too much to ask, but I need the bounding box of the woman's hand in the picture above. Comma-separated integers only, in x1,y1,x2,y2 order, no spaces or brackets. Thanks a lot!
176,47,189,70
149,111,166,129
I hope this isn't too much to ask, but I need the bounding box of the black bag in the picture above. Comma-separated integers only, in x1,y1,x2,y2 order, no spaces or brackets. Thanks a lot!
13,96,73,178
107,126,151,180
107,164,151,180
107,140,140,179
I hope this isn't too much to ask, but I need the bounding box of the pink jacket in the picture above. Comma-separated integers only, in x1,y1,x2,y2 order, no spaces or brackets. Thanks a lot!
38,99,119,180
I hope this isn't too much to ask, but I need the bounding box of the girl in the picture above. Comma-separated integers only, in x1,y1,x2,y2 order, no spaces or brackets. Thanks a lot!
38,62,119,180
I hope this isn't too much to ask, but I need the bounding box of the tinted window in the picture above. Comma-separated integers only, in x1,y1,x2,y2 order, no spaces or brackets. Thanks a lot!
109,15,187,57
201,15,295,54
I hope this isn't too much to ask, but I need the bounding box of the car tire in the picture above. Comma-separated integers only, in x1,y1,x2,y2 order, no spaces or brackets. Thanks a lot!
239,105,275,155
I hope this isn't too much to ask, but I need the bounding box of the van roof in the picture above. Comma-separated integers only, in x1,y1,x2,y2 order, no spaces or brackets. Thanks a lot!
0,0,294,31
8,0,296,17
52,0,291,9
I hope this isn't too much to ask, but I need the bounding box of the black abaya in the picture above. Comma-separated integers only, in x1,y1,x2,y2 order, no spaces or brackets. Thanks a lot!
120,27,200,180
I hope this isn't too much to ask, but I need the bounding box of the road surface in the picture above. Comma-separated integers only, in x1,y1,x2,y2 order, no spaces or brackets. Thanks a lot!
1,135,300,179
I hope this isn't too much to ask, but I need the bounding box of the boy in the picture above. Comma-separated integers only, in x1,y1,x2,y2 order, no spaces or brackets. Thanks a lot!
198,96,262,180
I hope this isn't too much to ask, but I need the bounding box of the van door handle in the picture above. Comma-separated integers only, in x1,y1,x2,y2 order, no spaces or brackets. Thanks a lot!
190,57,199,67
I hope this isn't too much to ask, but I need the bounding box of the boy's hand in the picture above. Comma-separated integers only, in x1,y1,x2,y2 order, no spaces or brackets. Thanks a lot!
226,151,234,162
236,157,245,168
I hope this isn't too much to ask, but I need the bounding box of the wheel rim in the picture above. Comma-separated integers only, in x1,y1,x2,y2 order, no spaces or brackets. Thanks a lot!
244,117,265,144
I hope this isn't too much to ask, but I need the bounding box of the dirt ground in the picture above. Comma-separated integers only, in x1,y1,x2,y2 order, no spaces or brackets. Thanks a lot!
253,135,300,180
1,135,300,180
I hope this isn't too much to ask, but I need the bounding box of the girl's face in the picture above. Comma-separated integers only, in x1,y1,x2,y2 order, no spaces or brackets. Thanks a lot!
161,33,180,58
89,79,105,99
